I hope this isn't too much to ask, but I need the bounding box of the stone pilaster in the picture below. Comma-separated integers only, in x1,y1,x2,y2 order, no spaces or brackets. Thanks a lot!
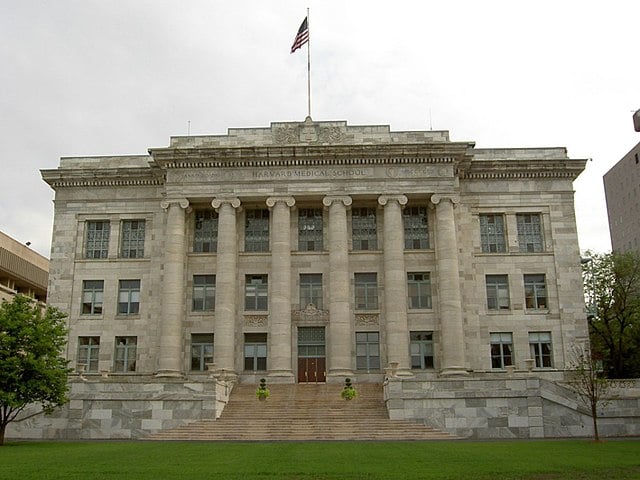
323,195,353,378
266,196,295,380
431,194,467,376
156,198,189,377
379,195,413,376
211,196,241,376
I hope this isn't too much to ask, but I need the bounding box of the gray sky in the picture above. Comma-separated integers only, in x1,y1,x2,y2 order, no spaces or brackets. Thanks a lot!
1,0,639,258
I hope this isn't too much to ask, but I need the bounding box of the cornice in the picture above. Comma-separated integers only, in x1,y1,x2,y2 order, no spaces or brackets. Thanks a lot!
461,158,587,180
41,168,165,188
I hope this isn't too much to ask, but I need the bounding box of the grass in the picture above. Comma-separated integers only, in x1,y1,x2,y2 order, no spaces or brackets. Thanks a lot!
0,440,639,480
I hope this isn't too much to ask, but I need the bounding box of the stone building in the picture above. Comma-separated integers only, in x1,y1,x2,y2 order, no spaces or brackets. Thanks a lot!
0,230,48,304
604,140,640,253
24,118,618,440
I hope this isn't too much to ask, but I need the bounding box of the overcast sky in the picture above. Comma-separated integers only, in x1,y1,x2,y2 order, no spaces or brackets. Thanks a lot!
1,0,639,258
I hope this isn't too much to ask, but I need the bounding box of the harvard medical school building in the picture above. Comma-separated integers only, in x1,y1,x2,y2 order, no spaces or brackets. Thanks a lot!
26,118,640,440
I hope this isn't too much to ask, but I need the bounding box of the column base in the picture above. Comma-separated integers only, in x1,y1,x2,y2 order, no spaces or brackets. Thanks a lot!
155,370,184,378
267,370,296,383
327,369,355,383
439,366,470,377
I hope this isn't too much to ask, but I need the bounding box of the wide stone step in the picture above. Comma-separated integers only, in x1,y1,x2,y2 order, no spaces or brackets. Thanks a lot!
147,383,458,441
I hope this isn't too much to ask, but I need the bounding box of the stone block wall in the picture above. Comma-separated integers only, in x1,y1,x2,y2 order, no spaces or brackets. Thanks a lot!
7,376,230,441
385,376,640,439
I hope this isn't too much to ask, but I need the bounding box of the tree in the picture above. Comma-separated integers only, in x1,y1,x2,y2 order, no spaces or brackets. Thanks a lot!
582,251,640,378
567,345,613,442
0,295,70,445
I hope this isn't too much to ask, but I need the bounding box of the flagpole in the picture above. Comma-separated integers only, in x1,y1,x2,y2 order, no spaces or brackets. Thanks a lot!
306,7,311,118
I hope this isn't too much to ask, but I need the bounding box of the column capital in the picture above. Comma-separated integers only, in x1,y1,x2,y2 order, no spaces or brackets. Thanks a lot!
378,194,408,207
266,196,296,208
322,195,352,208
211,197,241,210
430,194,460,206
160,198,189,211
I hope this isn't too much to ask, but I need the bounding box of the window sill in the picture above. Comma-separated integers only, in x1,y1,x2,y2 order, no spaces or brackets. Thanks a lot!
115,314,141,319
525,309,550,315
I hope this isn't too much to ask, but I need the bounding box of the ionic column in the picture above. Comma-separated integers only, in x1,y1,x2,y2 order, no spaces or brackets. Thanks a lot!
379,195,413,376
266,196,295,380
431,194,467,376
211,196,241,376
157,198,189,377
323,195,353,377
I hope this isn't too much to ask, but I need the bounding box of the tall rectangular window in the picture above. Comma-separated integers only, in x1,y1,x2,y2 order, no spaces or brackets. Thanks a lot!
354,273,378,310
245,274,268,311
77,336,100,372
85,220,110,259
479,214,506,253
245,209,269,252
298,208,323,251
490,332,513,369
114,336,137,372
410,331,434,369
486,275,510,310
120,219,145,258
300,273,323,309
191,333,214,371
524,274,547,310
529,332,553,368
356,332,380,371
517,213,543,253
244,333,267,371
194,209,218,253
192,275,215,311
407,272,432,309
118,279,140,315
82,280,104,315
352,207,377,250
403,206,429,249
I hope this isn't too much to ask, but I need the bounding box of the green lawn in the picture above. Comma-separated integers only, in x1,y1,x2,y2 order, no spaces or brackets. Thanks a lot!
1,440,639,480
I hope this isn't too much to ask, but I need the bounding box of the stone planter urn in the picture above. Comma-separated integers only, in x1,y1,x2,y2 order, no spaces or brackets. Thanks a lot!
505,365,516,376
524,359,535,372
75,363,86,375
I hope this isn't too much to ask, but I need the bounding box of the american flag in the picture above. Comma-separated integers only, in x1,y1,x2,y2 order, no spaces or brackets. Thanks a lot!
290,17,309,54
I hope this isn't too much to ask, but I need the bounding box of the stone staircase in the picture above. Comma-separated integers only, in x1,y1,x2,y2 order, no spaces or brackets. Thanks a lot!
146,382,458,441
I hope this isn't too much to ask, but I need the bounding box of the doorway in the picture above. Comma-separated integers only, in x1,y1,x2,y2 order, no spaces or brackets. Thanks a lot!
297,327,326,383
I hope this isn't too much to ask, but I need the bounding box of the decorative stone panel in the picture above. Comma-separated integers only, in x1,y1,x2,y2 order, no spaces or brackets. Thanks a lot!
355,313,380,326
292,304,329,324
244,315,268,327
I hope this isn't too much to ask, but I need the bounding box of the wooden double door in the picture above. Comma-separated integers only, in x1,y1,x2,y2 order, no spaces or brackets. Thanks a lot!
297,327,326,383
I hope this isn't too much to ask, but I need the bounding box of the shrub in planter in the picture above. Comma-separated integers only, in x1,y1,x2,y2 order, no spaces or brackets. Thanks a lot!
341,377,357,400
256,377,270,400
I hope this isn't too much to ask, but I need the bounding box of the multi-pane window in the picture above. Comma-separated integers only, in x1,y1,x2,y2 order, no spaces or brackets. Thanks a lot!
77,336,100,372
407,272,432,309
479,214,506,253
298,208,323,251
529,332,553,368
245,209,269,252
114,336,137,372
356,332,380,371
192,275,215,312
490,332,513,369
120,220,145,258
517,213,543,253
524,274,547,310
194,210,218,253
352,207,377,250
245,274,268,311
191,333,214,371
244,333,267,371
403,206,429,249
85,220,110,259
300,273,323,309
118,279,140,315
410,331,434,369
486,275,510,310
354,273,378,310
81,280,104,315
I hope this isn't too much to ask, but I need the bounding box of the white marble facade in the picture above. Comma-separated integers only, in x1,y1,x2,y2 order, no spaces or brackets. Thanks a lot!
41,118,589,384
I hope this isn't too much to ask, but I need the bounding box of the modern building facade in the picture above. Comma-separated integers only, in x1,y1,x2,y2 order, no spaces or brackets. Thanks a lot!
40,118,589,382
0,230,48,304
604,141,640,253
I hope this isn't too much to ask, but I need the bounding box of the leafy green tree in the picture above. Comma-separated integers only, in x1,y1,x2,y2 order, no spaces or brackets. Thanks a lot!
0,295,70,445
582,251,640,378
